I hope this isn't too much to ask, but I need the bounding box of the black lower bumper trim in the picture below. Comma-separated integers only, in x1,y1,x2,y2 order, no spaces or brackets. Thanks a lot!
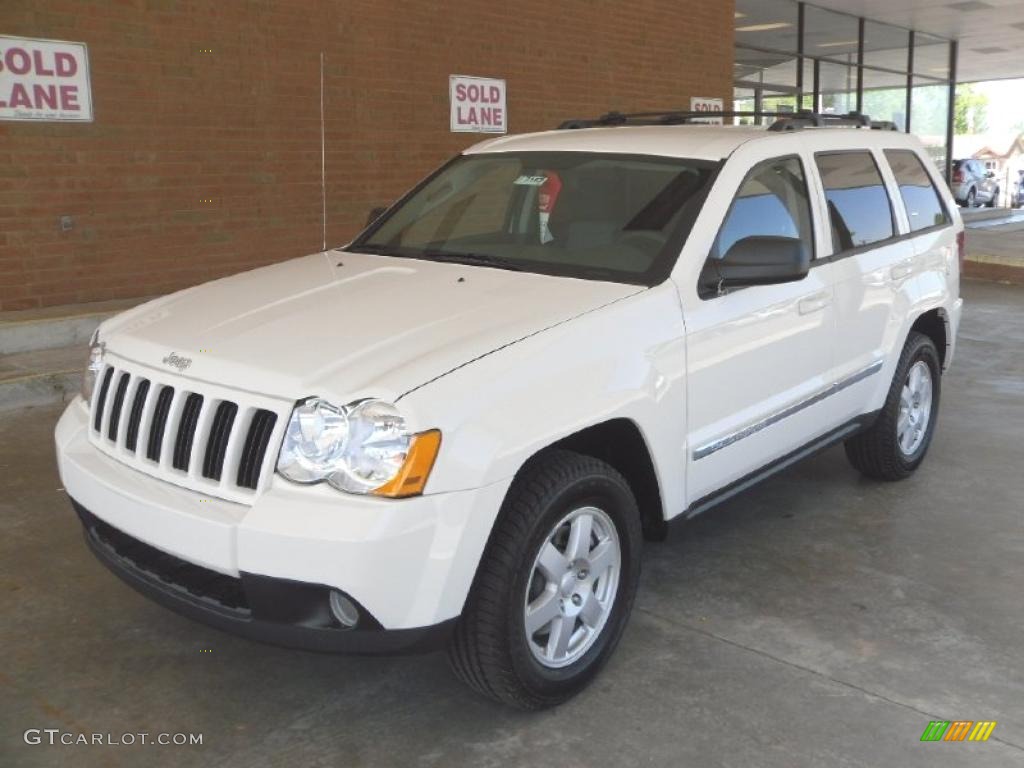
72,499,455,655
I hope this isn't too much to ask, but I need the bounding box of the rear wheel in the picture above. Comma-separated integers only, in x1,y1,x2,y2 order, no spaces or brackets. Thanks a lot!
986,187,998,207
448,449,642,710
966,187,977,208
844,332,941,481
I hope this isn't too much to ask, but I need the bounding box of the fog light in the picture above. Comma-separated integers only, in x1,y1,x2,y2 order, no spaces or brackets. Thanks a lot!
329,590,359,628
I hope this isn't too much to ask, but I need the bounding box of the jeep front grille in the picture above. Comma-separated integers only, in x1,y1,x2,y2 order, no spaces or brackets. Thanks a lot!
88,357,287,504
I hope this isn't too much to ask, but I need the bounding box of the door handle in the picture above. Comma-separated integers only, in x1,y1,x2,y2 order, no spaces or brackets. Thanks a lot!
891,260,914,281
798,291,831,315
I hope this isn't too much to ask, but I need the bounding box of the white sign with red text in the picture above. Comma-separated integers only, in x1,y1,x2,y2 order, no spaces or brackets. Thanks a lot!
450,75,506,134
0,35,93,122
689,96,723,125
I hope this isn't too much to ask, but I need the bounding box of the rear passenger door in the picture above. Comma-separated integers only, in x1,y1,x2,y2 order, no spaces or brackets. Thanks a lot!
815,150,914,424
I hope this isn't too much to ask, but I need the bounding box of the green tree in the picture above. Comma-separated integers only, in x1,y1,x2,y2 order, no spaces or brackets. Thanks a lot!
955,84,988,134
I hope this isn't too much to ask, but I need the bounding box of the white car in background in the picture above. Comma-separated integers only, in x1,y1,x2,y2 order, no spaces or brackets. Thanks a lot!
56,111,963,709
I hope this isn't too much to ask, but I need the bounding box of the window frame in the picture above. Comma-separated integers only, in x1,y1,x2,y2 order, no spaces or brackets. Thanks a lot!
699,153,817,299
883,148,952,234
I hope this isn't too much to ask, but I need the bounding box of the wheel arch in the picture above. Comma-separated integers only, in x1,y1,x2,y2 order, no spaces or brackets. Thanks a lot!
532,418,668,542
910,307,950,371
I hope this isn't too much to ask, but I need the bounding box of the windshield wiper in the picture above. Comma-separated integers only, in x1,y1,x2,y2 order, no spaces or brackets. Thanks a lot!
418,249,525,272
346,243,403,256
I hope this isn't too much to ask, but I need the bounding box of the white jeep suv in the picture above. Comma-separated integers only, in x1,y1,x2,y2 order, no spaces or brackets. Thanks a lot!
56,111,963,709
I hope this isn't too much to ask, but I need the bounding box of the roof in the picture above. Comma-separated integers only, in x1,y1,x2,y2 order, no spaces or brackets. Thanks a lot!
464,124,925,161
464,125,768,161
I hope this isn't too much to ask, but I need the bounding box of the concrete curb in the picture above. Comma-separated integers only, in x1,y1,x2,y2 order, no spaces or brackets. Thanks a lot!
0,371,79,412
964,260,1024,285
0,312,112,355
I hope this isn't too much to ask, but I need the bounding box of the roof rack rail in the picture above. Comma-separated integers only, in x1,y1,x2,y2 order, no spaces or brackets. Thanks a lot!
557,110,900,132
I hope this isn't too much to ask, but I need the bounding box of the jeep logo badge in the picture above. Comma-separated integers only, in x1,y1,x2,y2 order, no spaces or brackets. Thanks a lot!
162,352,193,372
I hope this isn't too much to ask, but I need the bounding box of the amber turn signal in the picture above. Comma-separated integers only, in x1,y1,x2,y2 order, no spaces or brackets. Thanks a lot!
373,429,442,498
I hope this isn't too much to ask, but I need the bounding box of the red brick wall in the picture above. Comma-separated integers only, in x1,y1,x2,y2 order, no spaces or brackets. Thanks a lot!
0,0,734,311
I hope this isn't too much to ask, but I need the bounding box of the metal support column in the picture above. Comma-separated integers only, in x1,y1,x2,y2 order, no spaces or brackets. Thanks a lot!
945,40,958,183
856,18,865,113
905,31,915,133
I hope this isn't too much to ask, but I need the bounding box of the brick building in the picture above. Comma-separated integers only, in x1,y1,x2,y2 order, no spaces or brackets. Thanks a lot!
0,1,734,311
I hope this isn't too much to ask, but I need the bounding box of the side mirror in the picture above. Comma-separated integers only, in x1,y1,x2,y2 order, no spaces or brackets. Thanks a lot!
366,206,388,227
985,171,996,179
713,236,810,289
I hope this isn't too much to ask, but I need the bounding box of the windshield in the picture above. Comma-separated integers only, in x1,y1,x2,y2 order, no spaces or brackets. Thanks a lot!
350,152,719,285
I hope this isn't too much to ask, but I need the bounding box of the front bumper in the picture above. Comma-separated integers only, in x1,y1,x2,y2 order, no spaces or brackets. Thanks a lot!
73,500,454,653
56,398,512,643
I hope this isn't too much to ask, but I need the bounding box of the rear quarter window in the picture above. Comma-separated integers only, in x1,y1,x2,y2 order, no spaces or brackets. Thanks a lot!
884,149,950,232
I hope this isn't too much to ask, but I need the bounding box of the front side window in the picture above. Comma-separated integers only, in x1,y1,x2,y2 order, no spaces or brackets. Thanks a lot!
884,150,950,232
352,152,718,285
816,151,895,253
711,156,814,259
699,155,813,297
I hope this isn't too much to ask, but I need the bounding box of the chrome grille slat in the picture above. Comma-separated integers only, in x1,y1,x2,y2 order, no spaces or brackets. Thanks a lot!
87,356,288,505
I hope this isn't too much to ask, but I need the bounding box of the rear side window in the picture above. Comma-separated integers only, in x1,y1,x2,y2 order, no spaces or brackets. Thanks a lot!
816,151,894,253
884,150,950,232
712,156,814,259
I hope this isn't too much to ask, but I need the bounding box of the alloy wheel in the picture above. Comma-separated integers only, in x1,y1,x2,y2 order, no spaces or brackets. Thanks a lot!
897,360,933,456
523,506,621,669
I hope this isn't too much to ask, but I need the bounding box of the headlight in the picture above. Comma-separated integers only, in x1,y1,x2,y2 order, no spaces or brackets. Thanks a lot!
276,397,441,497
82,341,105,403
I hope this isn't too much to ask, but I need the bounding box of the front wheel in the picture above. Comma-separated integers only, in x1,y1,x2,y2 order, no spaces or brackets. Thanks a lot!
844,332,941,481
448,449,642,710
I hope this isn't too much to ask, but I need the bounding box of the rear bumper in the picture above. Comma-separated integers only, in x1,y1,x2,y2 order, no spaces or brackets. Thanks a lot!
74,500,454,654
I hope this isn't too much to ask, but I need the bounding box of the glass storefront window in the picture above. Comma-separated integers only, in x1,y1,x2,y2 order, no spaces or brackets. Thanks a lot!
911,80,950,171
735,47,797,90
863,20,910,73
862,67,909,130
731,0,954,177
817,59,856,114
800,58,815,111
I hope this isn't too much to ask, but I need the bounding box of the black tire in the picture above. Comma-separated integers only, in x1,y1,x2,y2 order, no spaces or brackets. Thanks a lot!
966,187,977,208
985,188,998,207
844,332,941,481
448,449,642,710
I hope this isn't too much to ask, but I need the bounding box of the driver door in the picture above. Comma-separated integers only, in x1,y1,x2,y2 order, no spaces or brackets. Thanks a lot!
682,154,837,506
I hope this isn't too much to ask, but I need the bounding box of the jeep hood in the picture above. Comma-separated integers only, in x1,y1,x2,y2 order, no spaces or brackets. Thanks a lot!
100,250,642,402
